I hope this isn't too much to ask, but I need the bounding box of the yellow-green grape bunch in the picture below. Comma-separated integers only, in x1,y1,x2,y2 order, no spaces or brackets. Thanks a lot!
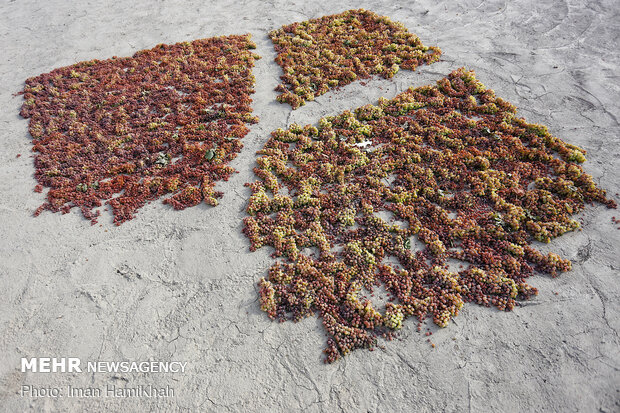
270,9,442,109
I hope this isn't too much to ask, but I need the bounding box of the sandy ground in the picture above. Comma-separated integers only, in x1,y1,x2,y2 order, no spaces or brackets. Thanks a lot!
0,0,619,411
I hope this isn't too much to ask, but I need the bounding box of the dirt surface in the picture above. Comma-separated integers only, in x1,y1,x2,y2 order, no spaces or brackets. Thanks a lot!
0,1,618,411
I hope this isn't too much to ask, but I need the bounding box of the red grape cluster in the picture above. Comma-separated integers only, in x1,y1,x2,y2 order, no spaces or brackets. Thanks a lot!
244,68,616,362
269,9,442,109
20,35,260,224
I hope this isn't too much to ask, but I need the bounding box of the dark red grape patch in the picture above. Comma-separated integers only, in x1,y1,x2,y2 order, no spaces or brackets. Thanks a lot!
20,34,260,225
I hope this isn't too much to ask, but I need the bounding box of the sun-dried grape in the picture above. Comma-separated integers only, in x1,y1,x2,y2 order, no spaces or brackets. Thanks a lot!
270,9,441,109
20,35,260,224
244,68,616,362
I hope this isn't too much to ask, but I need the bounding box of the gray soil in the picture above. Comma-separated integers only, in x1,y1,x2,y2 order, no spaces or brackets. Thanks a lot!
0,0,618,412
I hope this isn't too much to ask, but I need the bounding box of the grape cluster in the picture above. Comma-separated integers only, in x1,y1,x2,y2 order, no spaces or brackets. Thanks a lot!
269,9,441,109
244,68,616,362
20,35,260,224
